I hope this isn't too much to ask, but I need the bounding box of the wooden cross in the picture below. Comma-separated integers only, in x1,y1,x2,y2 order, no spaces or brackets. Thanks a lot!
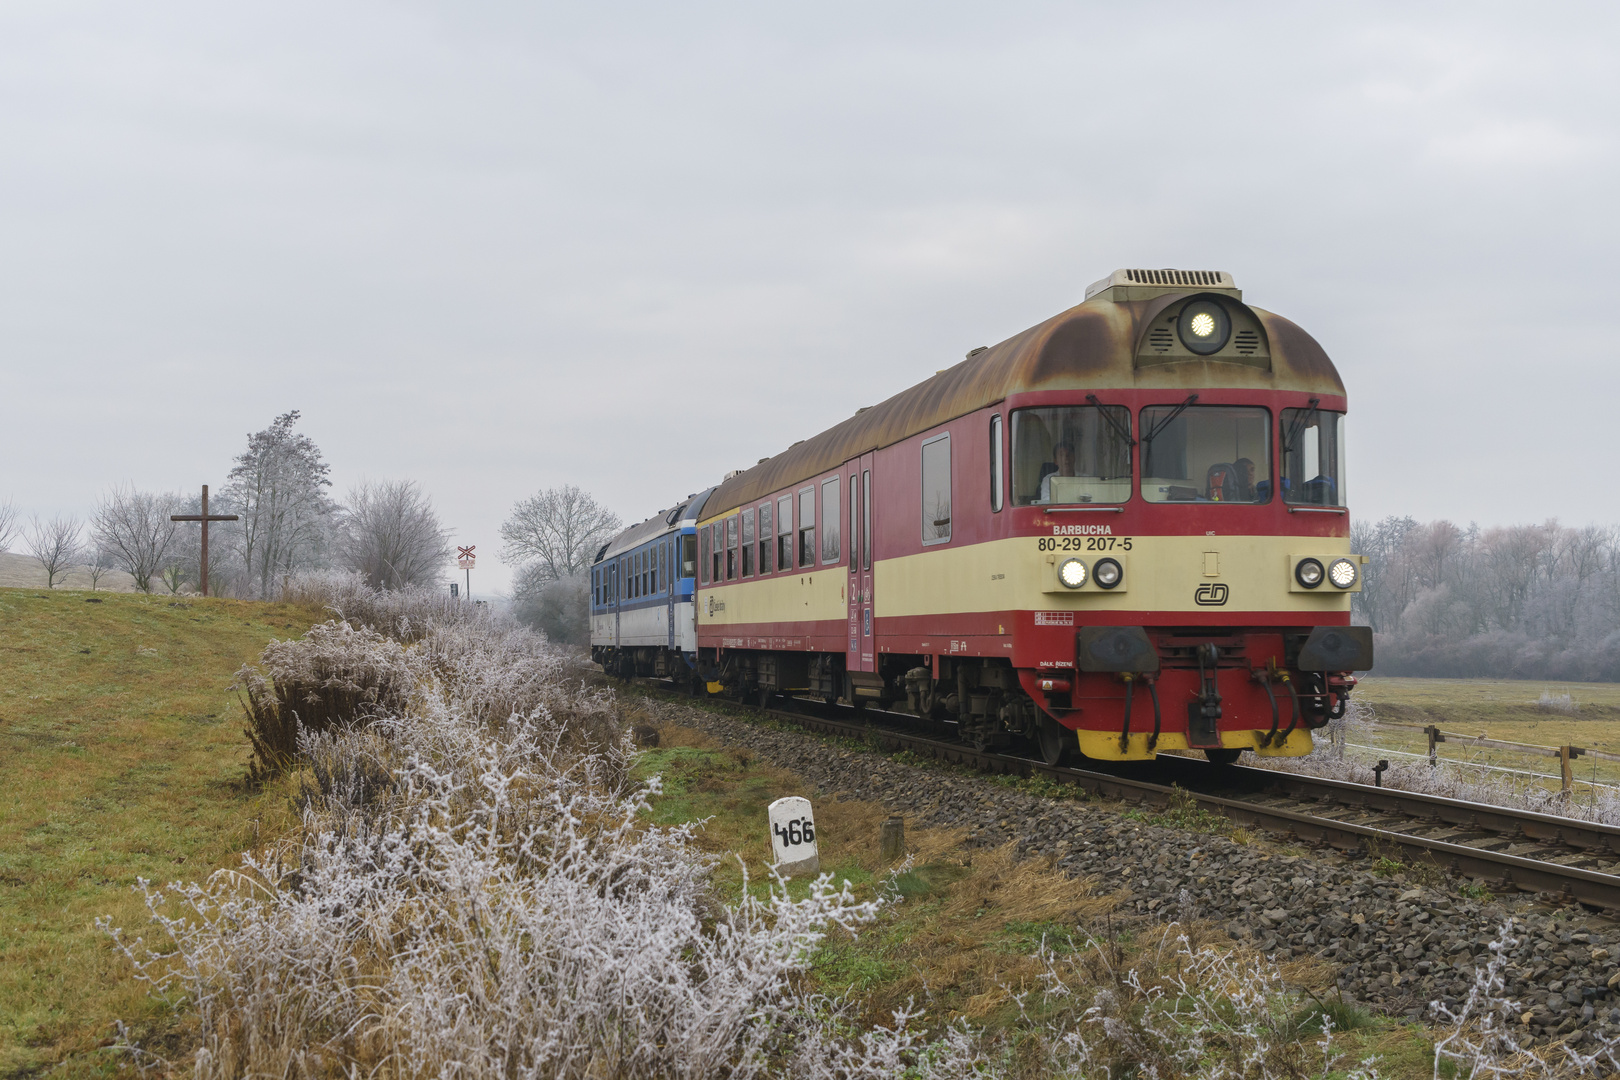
171,484,239,597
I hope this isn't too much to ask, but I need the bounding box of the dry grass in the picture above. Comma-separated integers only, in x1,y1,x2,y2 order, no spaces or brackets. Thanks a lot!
0,586,322,1078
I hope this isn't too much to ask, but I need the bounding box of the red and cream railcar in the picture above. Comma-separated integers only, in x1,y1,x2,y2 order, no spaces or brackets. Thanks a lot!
691,269,1372,765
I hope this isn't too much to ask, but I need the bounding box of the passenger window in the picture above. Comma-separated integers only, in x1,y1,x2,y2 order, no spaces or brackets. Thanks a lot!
777,495,793,571
699,526,711,584
862,470,871,570
820,476,840,564
681,534,696,579
741,509,756,577
921,434,952,544
798,487,816,568
660,543,667,592
725,515,739,580
848,478,858,570
758,502,773,573
990,415,1004,513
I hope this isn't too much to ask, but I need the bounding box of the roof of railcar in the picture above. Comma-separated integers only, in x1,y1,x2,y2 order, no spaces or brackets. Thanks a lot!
700,290,1344,521
598,487,716,562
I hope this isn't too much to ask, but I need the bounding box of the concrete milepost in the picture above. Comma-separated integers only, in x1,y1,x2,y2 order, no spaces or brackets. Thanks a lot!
767,796,819,877
457,545,475,600
171,484,239,598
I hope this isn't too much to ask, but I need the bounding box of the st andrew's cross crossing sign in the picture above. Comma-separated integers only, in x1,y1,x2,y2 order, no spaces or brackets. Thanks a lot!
457,545,475,599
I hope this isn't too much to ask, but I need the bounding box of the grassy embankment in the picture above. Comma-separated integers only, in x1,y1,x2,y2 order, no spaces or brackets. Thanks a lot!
633,708,1441,1077
1355,677,1620,790
0,588,320,1078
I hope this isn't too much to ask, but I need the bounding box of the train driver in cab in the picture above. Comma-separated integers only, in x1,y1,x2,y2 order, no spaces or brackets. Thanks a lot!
1233,457,1257,501
1037,441,1077,503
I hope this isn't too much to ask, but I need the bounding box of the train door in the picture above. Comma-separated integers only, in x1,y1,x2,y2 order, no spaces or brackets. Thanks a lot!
612,559,621,650
846,462,860,671
845,451,876,674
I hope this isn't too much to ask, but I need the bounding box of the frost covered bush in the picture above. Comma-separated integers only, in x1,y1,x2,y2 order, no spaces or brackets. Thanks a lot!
1018,925,1384,1080
281,568,487,640
111,608,892,1080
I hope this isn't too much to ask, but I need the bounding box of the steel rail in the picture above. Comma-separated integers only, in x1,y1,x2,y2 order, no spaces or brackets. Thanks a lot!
645,683,1620,912
1224,765,1620,856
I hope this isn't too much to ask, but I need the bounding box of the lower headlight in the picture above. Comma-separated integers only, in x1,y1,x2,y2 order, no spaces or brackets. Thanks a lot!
1058,557,1087,589
1295,558,1324,589
1328,558,1358,589
1094,558,1122,589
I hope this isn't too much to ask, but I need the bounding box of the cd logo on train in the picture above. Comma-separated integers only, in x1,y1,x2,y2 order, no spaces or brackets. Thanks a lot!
1194,583,1230,606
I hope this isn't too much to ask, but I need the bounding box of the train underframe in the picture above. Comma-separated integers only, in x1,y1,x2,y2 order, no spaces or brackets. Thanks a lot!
678,624,1362,764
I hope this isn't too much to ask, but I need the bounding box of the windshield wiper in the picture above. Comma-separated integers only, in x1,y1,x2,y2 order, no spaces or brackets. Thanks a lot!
1141,394,1199,445
1086,394,1138,447
1284,397,1321,456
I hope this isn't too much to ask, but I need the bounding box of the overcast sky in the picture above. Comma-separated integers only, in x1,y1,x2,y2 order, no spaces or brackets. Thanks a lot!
3,2,1616,593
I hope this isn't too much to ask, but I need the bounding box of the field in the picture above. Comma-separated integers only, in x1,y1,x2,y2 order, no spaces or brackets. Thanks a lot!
0,587,319,1078
1353,676,1620,792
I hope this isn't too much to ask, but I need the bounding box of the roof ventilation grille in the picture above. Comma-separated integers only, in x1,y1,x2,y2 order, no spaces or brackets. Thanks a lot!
1124,268,1226,287
1085,267,1239,300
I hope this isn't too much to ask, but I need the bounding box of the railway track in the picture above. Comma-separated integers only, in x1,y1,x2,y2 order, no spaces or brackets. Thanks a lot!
640,680,1620,912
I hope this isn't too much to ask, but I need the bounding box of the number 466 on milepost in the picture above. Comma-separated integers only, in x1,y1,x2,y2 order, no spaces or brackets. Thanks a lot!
767,796,819,877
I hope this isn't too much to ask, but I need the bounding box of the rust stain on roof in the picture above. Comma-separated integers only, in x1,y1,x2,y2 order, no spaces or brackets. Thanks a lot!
704,294,1346,519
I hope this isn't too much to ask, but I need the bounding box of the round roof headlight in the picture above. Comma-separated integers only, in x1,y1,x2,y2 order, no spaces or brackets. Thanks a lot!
1057,557,1087,589
1328,558,1359,589
1177,299,1232,355
1295,558,1324,589
1093,558,1122,589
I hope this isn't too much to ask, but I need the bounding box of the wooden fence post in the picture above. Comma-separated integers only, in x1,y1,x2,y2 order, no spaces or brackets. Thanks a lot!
1561,745,1574,797
880,815,906,864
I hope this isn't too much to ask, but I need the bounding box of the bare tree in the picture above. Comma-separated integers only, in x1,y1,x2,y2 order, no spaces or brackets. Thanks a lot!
0,498,18,552
226,410,336,598
85,544,117,591
500,485,621,585
26,515,83,589
93,486,181,594
338,480,452,590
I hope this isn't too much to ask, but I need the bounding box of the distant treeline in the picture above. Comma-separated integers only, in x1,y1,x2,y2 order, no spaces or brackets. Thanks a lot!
1353,517,1620,681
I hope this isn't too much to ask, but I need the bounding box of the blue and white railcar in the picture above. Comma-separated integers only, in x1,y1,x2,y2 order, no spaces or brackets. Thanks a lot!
589,488,715,680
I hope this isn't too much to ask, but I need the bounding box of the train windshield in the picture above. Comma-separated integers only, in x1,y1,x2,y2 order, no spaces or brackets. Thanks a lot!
1011,406,1132,506
1282,407,1347,506
1140,405,1272,503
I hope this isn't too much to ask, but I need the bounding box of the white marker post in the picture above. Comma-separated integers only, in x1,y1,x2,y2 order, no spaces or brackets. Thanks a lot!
767,796,819,877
